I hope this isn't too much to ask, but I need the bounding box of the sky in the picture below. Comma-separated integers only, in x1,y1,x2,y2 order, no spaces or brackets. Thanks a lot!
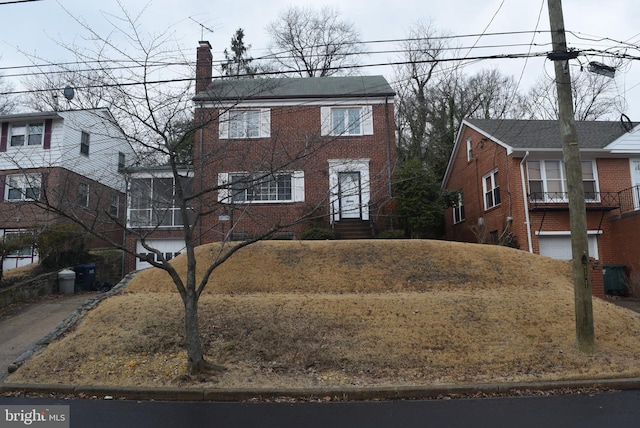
2,0,640,118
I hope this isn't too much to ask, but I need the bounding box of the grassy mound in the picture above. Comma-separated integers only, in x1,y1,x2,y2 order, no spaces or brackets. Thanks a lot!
8,240,640,389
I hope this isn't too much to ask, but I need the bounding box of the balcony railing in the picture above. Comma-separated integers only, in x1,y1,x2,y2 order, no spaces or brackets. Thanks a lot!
618,185,640,214
528,191,620,211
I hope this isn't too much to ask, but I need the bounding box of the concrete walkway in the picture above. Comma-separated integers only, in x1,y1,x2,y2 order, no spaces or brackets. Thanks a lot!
0,293,97,382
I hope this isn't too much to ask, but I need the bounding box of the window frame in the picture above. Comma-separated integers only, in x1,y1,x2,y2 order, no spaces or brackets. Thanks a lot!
229,173,293,203
453,191,465,224
5,173,41,201
482,169,501,210
77,182,90,207
218,108,270,139
218,171,305,204
128,174,194,228
527,160,599,203
9,123,44,147
321,106,374,137
80,131,90,156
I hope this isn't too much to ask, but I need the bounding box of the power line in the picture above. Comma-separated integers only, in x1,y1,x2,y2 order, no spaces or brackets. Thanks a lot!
0,0,43,4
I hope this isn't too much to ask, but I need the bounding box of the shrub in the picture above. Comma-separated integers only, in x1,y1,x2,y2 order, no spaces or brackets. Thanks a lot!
300,227,334,240
37,224,90,270
377,229,406,239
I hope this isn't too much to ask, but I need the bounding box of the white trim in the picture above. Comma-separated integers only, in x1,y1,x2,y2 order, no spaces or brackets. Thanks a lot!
536,230,603,236
328,159,370,221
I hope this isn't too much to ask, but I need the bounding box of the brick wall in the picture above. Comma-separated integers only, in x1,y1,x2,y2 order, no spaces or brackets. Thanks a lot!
195,102,396,241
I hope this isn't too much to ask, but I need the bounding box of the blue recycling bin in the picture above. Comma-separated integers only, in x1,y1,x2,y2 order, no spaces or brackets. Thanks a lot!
74,264,97,291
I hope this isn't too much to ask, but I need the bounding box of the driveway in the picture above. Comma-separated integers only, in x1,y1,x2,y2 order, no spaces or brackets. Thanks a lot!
0,293,97,382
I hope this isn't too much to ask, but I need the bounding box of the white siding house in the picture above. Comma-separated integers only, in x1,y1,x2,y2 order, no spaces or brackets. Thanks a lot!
0,108,134,271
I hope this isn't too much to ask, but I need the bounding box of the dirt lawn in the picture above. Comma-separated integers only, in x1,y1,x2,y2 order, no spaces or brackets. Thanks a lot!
6,240,640,389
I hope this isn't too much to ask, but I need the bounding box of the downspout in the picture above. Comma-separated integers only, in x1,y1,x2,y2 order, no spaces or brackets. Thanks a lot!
519,151,533,253
384,96,394,230
197,104,204,246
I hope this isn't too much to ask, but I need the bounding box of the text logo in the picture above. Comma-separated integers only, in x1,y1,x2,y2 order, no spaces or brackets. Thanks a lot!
1,406,69,428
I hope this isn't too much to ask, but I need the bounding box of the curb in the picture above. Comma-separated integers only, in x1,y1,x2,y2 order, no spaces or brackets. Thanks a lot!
2,378,640,402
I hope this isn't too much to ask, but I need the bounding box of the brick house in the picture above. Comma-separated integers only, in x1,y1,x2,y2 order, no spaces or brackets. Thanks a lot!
442,118,640,298
124,41,396,272
0,109,133,271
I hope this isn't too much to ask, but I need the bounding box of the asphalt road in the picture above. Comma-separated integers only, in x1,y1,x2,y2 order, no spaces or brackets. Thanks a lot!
2,390,640,428
0,294,94,382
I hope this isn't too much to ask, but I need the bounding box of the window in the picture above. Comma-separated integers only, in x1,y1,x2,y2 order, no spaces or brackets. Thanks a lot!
332,108,362,135
230,173,292,202
218,171,305,204
321,106,373,136
77,182,89,207
3,231,32,257
219,109,270,139
582,161,598,201
466,138,473,161
483,169,500,210
80,131,90,155
118,152,126,173
128,175,193,228
5,174,41,201
527,160,599,202
453,192,465,224
10,123,43,147
109,194,119,217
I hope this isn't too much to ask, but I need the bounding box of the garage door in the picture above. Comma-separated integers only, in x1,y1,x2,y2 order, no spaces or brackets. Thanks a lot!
538,235,598,260
136,239,186,270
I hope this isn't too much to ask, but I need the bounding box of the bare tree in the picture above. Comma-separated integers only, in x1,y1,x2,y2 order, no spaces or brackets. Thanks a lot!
13,5,393,376
0,74,17,114
265,5,364,77
523,70,619,121
393,21,453,164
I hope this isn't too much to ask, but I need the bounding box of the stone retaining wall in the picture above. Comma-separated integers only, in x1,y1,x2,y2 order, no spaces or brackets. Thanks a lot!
0,272,59,308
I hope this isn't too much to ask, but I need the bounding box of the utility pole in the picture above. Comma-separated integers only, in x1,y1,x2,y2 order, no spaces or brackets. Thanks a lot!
547,0,595,352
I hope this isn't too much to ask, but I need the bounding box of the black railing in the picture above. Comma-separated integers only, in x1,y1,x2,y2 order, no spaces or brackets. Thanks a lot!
618,186,640,214
528,191,620,210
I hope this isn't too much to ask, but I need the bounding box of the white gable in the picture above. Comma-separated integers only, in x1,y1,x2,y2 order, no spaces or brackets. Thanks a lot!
604,124,640,154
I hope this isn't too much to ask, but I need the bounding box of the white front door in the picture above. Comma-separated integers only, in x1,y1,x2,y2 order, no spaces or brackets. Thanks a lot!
338,172,362,219
630,159,640,210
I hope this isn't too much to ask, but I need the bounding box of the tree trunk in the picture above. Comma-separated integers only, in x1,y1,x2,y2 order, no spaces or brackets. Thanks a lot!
183,291,225,375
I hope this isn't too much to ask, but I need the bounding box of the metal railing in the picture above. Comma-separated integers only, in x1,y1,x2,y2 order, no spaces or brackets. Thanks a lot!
618,185,640,214
528,191,620,210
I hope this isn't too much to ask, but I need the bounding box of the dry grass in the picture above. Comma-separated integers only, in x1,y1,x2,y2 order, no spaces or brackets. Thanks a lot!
7,240,640,389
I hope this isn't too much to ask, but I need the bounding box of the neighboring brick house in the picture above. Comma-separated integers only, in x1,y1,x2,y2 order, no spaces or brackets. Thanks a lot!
124,41,397,272
442,118,640,298
0,109,133,271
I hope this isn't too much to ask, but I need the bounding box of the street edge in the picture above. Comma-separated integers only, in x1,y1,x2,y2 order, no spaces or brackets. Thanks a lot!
2,378,640,402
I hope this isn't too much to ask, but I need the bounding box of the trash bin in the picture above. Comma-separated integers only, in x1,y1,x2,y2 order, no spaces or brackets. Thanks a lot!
74,264,97,291
58,269,76,295
603,264,628,296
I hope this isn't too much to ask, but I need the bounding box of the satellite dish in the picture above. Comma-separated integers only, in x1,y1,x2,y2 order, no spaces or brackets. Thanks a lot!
63,86,75,101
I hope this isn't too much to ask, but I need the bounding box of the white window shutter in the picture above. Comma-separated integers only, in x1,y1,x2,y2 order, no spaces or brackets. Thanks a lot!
292,171,305,202
218,111,229,139
260,109,271,138
217,173,229,202
361,105,373,135
320,107,332,136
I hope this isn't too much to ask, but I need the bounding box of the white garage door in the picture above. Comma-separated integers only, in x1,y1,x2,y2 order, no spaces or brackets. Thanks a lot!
538,235,598,260
136,239,186,270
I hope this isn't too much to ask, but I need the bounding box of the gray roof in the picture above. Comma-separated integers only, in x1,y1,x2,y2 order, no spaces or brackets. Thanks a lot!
466,119,634,150
194,75,395,102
